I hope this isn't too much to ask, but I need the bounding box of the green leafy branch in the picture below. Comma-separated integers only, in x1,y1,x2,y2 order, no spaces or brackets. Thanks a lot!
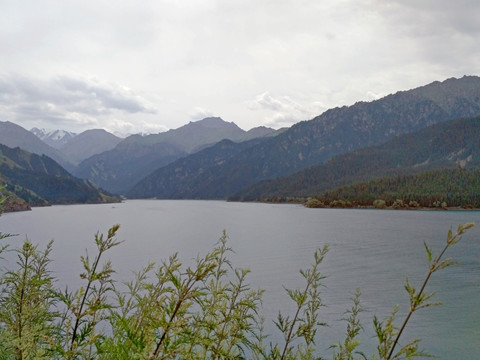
374,222,475,360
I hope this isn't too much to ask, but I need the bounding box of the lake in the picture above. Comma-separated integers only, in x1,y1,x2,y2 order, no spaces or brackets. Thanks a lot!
0,200,479,359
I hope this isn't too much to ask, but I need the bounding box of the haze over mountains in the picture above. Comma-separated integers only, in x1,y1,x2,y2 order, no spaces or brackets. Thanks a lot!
71,117,283,193
0,121,70,169
1,75,480,208
0,144,118,211
129,76,480,199
58,129,122,166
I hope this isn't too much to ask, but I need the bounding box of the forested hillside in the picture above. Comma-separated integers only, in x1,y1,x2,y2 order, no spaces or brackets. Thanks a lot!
128,76,480,200
127,137,268,199
0,144,119,209
230,117,480,201
305,168,480,209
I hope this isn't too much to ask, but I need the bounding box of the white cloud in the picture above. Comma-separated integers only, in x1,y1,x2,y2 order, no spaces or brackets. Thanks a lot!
366,91,383,101
0,74,158,133
102,118,169,136
0,0,479,133
248,92,328,128
189,107,216,121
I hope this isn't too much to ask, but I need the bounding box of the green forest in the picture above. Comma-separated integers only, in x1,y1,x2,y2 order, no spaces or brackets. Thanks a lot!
305,168,480,209
0,144,119,210
230,117,480,203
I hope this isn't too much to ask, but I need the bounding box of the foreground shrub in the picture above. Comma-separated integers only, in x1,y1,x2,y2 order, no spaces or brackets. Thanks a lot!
0,221,475,359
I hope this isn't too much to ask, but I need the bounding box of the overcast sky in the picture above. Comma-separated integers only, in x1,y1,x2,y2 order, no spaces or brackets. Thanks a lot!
1,0,479,135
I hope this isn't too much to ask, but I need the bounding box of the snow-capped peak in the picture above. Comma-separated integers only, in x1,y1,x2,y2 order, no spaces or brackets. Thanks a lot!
30,128,77,149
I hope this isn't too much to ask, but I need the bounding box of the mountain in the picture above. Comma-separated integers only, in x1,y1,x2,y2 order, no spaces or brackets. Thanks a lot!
73,117,279,194
0,121,71,169
230,116,480,201
73,141,186,194
0,144,119,209
127,76,480,200
241,126,285,141
30,126,123,165
130,117,247,152
59,129,122,165
30,128,77,149
127,137,269,199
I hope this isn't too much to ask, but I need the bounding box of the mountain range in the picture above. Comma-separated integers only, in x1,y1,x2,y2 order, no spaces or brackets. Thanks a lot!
128,76,480,199
230,116,480,201
1,75,480,208
30,128,77,148
58,129,122,165
0,144,119,210
0,121,70,169
71,117,282,194
0,123,124,171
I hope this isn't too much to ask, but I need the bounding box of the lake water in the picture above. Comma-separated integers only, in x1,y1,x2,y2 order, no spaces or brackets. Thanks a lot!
0,200,479,359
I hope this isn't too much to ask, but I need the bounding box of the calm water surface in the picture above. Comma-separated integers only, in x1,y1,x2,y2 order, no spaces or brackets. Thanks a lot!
0,200,479,359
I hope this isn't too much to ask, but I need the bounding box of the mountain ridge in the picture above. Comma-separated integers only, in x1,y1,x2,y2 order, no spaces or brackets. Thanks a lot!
0,121,71,169
127,137,270,199
3,75,480,201
59,129,122,165
30,127,77,149
0,143,119,209
73,117,280,194
230,116,480,201
128,76,480,199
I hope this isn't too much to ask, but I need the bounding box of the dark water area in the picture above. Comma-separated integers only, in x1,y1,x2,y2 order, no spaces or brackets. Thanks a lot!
0,200,479,359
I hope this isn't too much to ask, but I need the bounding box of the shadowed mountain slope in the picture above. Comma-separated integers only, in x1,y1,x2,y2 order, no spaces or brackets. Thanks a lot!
0,121,71,169
74,117,279,194
0,144,119,208
128,76,480,199
127,137,269,199
230,117,480,201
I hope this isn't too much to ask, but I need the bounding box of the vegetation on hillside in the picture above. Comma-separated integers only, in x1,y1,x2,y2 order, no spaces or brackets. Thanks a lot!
0,144,120,209
0,195,476,358
129,77,480,200
231,117,480,202
127,138,269,199
0,187,34,211
303,168,480,209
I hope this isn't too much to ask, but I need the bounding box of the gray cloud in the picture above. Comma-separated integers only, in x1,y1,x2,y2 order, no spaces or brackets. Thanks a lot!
0,0,479,133
372,0,480,36
55,76,157,114
0,74,158,131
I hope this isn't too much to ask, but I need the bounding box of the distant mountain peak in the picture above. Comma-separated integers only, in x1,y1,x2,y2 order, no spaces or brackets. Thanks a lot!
58,128,122,165
190,117,235,128
193,116,223,122
30,127,77,149
0,121,70,168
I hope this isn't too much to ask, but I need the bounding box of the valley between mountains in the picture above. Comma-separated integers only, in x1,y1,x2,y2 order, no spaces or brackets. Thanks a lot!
1,75,480,211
